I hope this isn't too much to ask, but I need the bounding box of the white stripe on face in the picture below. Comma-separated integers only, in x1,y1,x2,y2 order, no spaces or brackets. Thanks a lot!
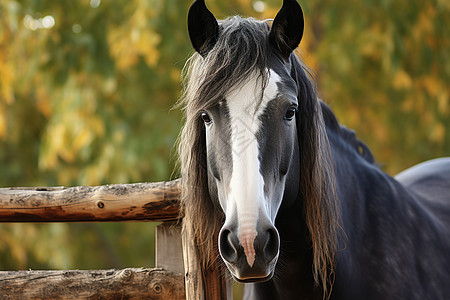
226,69,281,267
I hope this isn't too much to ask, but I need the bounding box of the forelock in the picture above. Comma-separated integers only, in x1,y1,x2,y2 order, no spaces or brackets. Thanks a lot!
184,16,272,114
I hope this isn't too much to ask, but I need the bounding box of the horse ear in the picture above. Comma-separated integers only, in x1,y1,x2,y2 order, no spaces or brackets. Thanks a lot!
269,0,304,60
188,0,219,56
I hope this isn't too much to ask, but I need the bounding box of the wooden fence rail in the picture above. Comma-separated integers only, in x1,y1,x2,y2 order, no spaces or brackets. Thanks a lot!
0,268,185,299
0,179,232,300
0,180,180,222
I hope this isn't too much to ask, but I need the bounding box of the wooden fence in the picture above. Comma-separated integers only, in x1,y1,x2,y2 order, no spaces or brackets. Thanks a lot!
0,179,232,299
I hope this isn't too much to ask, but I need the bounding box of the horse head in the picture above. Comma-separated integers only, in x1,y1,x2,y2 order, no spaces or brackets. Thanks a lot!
180,0,337,286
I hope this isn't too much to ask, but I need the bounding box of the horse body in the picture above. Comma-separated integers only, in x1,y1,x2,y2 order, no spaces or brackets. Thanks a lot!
327,119,450,299
180,0,450,298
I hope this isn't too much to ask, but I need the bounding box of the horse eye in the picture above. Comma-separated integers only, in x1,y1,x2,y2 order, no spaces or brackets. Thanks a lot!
201,112,212,124
284,108,296,121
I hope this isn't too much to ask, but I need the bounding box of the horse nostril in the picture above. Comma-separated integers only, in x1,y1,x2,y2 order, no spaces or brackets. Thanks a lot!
263,228,280,262
219,228,238,263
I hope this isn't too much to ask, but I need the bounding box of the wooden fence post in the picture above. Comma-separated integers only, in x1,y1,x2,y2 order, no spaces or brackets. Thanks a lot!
156,221,184,274
182,217,232,300
182,216,205,300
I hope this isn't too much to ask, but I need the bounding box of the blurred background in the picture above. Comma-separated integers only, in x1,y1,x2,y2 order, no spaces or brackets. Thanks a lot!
0,0,448,282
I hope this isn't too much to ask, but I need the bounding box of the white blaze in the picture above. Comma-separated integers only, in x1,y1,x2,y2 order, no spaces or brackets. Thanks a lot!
226,69,280,267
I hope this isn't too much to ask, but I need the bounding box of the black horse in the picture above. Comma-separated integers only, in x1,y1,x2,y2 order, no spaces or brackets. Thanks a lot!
178,0,450,298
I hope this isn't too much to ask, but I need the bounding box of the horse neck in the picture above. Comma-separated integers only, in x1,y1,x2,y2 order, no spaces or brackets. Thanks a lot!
246,199,323,300
328,128,407,225
273,199,324,299
326,126,438,272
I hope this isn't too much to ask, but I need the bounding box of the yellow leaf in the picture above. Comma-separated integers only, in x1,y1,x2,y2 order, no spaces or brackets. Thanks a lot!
437,92,449,115
422,77,440,97
73,127,93,152
36,86,52,118
393,69,412,90
137,30,161,67
430,123,445,144
0,105,6,139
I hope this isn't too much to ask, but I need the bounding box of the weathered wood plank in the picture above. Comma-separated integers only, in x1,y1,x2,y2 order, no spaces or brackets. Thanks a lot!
182,217,204,300
0,268,185,299
181,217,231,300
156,222,184,274
0,180,180,222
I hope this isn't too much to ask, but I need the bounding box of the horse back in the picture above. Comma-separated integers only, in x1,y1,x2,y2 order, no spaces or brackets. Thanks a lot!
395,157,450,224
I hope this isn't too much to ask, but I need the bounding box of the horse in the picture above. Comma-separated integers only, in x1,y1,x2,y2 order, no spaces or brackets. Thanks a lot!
178,0,450,299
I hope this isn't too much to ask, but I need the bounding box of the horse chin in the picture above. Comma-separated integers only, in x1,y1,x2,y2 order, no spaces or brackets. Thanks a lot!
224,257,277,284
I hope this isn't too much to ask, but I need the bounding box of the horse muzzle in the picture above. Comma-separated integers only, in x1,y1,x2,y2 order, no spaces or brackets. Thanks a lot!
218,222,280,282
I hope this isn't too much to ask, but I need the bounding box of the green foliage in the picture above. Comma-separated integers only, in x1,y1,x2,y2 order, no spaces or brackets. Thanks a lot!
0,0,448,271
303,0,450,173
1,0,193,187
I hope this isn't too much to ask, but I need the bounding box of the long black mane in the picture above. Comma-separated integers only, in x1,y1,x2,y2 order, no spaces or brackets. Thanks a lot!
320,102,375,164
